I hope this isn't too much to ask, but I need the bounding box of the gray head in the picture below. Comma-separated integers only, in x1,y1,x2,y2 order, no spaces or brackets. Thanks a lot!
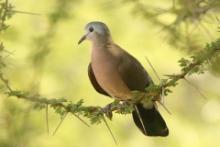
78,21,111,44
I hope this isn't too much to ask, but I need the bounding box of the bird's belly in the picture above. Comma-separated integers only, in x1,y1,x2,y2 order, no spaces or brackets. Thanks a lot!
91,55,131,100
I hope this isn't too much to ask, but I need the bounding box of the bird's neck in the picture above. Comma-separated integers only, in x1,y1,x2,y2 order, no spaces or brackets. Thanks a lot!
91,35,113,48
91,38,116,66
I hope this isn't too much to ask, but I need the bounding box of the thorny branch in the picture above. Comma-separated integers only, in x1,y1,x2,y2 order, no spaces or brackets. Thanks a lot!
0,0,220,128
0,38,219,124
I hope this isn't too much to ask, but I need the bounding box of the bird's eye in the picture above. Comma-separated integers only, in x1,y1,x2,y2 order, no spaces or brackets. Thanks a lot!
89,27,94,32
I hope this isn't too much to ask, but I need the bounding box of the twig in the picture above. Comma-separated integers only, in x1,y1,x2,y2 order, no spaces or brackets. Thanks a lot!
45,105,50,135
184,78,207,100
0,72,12,92
12,10,41,16
145,56,171,114
52,112,68,136
157,101,172,115
145,56,161,81
102,116,118,145
71,113,90,127
134,105,147,134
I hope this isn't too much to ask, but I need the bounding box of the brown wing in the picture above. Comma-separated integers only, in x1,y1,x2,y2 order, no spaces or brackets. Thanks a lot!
116,47,169,136
88,63,110,97
118,49,152,91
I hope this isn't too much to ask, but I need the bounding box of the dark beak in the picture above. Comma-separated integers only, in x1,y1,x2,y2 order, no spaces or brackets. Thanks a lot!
78,34,87,45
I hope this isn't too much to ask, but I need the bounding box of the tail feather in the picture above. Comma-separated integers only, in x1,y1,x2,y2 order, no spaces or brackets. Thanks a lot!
132,103,169,137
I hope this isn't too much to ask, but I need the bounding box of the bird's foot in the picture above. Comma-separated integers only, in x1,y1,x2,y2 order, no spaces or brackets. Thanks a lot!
102,103,113,120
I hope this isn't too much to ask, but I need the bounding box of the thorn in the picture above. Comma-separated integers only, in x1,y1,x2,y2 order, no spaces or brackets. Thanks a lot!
145,56,170,114
0,72,13,92
184,78,207,100
12,10,41,16
161,87,165,104
45,105,50,135
52,112,68,136
145,56,161,82
157,101,172,115
102,116,118,145
71,113,90,127
134,105,147,135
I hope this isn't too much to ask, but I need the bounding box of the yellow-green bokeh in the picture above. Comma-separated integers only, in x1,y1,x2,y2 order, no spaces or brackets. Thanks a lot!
1,0,220,147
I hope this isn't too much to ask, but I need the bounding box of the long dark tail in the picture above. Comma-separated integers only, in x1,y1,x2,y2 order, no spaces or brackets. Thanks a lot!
132,103,169,137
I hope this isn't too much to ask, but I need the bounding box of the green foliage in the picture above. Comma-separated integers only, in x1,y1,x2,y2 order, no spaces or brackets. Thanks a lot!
0,0,220,146
125,0,220,76
0,0,14,32
124,0,220,52
0,0,220,130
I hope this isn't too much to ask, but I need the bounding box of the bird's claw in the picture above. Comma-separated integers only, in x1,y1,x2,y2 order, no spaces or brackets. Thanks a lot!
102,103,113,120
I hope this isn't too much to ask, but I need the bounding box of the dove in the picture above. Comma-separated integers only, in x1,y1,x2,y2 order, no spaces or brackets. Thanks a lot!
78,21,168,136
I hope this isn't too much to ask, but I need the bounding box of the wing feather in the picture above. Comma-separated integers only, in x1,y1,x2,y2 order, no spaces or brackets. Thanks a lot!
117,47,152,91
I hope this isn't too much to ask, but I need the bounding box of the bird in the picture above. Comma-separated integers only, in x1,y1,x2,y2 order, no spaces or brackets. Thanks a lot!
78,21,169,137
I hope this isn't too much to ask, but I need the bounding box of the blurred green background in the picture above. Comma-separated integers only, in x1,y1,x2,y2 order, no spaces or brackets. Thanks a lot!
1,0,220,147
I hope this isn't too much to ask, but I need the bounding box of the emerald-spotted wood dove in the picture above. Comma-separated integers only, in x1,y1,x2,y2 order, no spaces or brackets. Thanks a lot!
78,21,168,136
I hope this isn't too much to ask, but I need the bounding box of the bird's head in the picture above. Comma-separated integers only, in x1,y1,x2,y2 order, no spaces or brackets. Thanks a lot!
78,21,111,44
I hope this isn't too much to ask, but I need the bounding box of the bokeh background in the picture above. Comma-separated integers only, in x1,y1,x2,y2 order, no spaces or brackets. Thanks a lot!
1,0,220,147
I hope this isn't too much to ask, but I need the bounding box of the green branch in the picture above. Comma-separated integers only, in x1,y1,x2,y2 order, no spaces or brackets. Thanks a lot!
0,0,220,126
0,38,219,124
